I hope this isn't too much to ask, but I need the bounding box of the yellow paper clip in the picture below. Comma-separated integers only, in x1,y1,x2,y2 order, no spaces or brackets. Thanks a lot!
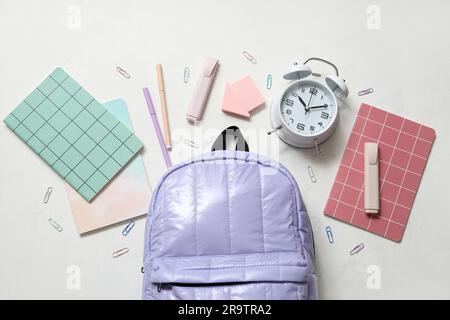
242,51,257,64
43,186,53,204
307,166,317,183
350,243,365,255
112,247,129,258
116,66,131,79
184,67,190,83
48,218,63,232
266,74,272,89
326,226,334,243
122,221,135,236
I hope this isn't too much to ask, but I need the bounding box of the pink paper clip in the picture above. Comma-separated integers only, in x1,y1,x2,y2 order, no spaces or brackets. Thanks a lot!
112,247,129,258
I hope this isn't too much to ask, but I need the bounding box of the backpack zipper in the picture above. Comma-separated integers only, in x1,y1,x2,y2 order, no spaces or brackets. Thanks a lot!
156,281,293,292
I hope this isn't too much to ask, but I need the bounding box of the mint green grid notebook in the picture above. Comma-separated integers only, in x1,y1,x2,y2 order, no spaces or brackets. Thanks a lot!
3,68,143,202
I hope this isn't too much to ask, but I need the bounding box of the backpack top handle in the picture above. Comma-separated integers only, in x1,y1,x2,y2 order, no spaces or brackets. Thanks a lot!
211,126,249,152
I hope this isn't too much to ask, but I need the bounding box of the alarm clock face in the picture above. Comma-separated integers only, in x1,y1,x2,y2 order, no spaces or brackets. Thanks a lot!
280,80,337,137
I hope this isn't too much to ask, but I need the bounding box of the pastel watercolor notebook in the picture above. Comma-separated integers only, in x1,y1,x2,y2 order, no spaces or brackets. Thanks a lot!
66,99,151,234
3,68,143,202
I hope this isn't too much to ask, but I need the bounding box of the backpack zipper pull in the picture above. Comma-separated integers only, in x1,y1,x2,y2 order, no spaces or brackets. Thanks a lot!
157,284,162,292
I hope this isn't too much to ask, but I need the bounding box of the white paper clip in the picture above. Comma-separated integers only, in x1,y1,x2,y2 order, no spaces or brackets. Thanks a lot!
184,139,199,148
266,74,272,89
184,67,190,83
242,51,257,64
116,66,131,79
48,218,63,232
350,243,365,255
313,139,321,155
326,226,334,244
43,186,53,204
358,88,374,96
267,125,282,135
112,247,129,258
307,166,317,183
122,221,135,236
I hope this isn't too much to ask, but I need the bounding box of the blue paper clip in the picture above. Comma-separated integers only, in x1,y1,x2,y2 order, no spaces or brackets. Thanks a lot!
266,74,272,90
326,226,334,243
122,221,135,236
184,67,190,83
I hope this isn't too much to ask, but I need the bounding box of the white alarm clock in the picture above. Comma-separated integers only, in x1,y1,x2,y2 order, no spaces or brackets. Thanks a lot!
270,58,349,148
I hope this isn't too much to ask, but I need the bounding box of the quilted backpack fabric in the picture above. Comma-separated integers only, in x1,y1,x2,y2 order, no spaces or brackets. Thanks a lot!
142,136,317,300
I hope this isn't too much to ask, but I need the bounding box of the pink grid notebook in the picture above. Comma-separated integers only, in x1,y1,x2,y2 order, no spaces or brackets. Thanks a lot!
324,103,435,241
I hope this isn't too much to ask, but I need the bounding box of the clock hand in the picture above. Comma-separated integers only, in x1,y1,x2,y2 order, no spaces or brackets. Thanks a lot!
309,104,328,110
297,96,307,108
298,96,310,115
307,94,313,107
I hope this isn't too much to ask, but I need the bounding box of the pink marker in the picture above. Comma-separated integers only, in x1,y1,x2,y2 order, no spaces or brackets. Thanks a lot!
186,57,219,122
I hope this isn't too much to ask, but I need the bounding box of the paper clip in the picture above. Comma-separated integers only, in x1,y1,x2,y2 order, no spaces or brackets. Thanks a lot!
122,221,135,236
350,243,365,255
43,186,53,204
183,67,190,83
184,139,199,148
48,218,63,232
266,74,272,90
307,166,317,183
267,126,282,135
326,226,334,243
116,66,131,79
358,88,374,96
112,247,129,258
313,139,321,155
242,51,257,64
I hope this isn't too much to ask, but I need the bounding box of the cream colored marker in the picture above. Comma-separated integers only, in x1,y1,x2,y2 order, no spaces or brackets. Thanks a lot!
364,142,379,214
156,64,172,150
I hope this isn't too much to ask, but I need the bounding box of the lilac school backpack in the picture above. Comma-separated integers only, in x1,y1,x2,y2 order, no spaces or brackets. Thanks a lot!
142,127,318,300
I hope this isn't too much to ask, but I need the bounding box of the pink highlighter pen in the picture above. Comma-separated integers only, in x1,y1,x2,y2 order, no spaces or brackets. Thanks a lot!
186,57,219,122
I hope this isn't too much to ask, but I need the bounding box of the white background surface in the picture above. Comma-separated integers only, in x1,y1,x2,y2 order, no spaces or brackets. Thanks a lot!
1,0,449,299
